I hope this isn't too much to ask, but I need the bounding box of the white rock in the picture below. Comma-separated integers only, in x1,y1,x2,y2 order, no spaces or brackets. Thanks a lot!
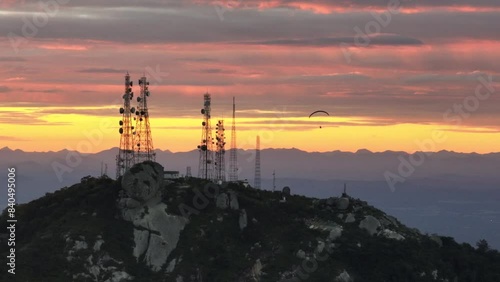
123,202,188,272
166,258,177,273
296,249,306,259
216,193,229,209
229,191,239,210
380,229,405,241
73,240,88,250
104,271,133,282
359,215,381,236
145,234,169,272
251,259,263,280
335,270,353,282
93,239,105,251
239,209,248,230
89,265,100,278
316,241,325,254
133,229,149,259
432,270,438,280
345,213,355,223
328,225,343,241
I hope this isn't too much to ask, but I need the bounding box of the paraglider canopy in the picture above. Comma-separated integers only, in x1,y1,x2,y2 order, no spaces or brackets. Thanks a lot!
309,110,329,128
308,110,329,118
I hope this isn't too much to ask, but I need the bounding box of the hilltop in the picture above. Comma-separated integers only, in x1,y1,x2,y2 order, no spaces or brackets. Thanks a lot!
1,162,499,282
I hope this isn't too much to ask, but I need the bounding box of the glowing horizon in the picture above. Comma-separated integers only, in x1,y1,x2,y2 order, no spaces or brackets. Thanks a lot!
0,1,499,154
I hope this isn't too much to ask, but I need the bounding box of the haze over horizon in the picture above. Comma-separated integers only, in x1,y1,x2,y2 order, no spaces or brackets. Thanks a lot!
1,0,499,153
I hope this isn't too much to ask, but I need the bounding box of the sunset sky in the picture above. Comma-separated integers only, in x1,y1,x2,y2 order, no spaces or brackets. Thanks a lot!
0,0,499,153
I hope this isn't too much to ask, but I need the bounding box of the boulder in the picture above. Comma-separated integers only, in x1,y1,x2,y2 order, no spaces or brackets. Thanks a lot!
380,229,405,241
239,209,248,230
337,197,350,210
123,203,188,272
121,162,164,203
215,193,229,209
229,191,239,210
328,225,343,241
335,270,353,282
359,215,381,236
251,259,263,281
345,213,355,223
296,249,306,259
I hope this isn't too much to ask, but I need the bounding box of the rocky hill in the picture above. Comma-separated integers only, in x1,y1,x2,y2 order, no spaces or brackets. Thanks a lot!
1,161,499,282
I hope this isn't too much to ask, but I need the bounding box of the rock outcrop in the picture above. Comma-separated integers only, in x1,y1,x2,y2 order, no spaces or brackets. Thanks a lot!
335,270,353,282
359,215,381,236
239,209,248,230
121,162,164,203
119,162,188,272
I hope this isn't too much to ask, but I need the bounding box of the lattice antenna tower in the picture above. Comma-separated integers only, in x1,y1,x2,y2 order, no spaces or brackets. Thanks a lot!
198,93,214,180
186,166,192,178
133,76,156,163
215,120,226,182
116,72,136,179
273,170,276,192
254,135,261,189
229,97,238,181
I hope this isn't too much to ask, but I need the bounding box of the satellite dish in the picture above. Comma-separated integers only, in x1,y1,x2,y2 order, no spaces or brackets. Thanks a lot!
137,97,141,102
201,109,205,115
119,108,124,114
119,120,123,126
130,81,133,87
131,107,135,113
119,128,123,134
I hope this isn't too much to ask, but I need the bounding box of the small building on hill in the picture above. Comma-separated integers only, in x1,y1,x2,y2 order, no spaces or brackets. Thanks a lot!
164,171,180,180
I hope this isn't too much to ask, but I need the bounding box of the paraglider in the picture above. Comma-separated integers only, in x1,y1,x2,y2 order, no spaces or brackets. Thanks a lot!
309,110,329,128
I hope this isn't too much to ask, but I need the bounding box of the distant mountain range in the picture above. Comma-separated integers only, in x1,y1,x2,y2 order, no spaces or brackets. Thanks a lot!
1,147,499,249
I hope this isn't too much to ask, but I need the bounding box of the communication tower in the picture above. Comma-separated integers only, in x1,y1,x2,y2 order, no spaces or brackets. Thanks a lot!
198,93,214,180
116,72,136,178
229,97,238,181
133,76,156,163
254,135,261,189
215,120,226,182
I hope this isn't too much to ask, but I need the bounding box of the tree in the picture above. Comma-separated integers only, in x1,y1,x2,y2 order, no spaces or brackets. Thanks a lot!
476,239,490,253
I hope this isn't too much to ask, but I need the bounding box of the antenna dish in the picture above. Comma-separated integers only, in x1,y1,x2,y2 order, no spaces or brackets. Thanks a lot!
119,108,124,114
